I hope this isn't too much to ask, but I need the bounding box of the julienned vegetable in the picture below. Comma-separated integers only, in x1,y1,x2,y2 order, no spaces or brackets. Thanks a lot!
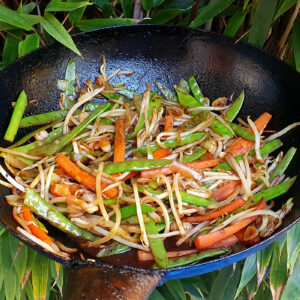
0,58,298,270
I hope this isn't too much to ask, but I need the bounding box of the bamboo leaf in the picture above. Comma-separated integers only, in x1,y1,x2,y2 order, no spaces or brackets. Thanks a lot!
274,0,298,20
21,2,37,14
280,255,300,300
68,0,88,24
143,9,184,24
165,280,186,300
223,8,247,37
287,222,300,272
12,244,28,283
248,0,278,48
2,29,23,66
221,263,241,300
142,0,166,11
121,0,133,18
20,14,43,26
270,241,287,299
41,13,81,56
76,18,134,31
46,0,91,12
208,265,233,300
18,33,40,57
0,5,32,31
293,17,300,72
257,243,275,288
149,288,166,300
235,253,257,298
189,0,235,28
31,254,49,300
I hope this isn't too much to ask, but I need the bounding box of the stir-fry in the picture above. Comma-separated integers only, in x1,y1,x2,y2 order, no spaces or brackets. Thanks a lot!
0,57,298,269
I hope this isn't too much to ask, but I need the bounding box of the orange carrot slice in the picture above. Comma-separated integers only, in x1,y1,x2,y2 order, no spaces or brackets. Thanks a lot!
164,115,173,132
114,118,125,163
153,148,171,159
212,181,240,202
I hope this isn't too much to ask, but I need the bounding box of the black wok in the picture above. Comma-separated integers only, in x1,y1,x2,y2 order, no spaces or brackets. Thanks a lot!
0,25,299,300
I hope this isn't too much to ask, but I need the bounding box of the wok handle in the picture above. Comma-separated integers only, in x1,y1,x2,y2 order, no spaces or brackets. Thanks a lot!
64,265,164,300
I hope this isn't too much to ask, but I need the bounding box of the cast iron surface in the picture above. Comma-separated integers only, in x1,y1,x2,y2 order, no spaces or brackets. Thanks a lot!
0,25,299,296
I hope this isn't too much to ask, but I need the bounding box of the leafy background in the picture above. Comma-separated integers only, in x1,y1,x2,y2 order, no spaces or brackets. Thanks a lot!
0,0,299,299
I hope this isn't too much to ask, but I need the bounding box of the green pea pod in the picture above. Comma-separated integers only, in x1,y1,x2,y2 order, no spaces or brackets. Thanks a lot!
24,188,98,241
127,92,161,139
154,80,178,103
4,90,28,142
103,159,171,175
269,147,297,183
134,132,206,156
213,139,282,171
176,88,200,109
227,121,255,140
96,242,130,257
183,147,207,163
178,78,190,94
112,204,155,221
253,176,296,204
188,76,205,105
226,91,244,122
153,247,229,269
31,102,113,156
133,93,142,113
180,191,216,207
118,89,135,99
145,217,168,269
138,186,161,196
64,58,76,108
210,120,233,137
120,215,150,225
183,111,208,129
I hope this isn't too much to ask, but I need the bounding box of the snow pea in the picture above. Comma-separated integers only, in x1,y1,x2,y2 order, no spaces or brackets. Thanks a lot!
64,58,76,108
176,88,200,109
182,147,207,163
31,102,113,156
183,111,208,129
120,215,150,225
227,121,255,140
154,80,178,103
188,76,205,105
134,132,206,156
103,159,171,175
153,247,229,269
210,119,233,137
127,92,162,139
226,91,244,122
269,147,297,183
145,217,168,268
118,89,135,99
24,188,98,241
112,204,156,221
253,176,296,204
180,191,216,207
96,242,130,257
178,78,190,94
213,139,282,171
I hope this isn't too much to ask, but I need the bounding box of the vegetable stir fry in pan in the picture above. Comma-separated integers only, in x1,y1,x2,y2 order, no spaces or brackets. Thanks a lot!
0,57,298,269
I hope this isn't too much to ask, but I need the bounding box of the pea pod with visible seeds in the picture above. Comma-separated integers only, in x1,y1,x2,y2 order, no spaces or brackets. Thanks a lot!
155,80,178,102
226,91,244,122
188,76,205,105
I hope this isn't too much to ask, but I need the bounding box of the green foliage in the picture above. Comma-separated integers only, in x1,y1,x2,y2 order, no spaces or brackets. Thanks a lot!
0,0,299,299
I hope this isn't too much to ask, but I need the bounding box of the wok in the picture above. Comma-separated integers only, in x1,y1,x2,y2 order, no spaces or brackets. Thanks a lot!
0,25,299,300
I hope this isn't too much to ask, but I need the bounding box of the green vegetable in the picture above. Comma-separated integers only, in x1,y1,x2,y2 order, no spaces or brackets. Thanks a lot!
183,112,208,129
145,217,168,269
180,191,216,207
127,93,161,139
64,58,76,108
112,204,155,221
153,248,229,269
176,88,199,109
24,188,98,241
269,147,297,183
31,102,113,156
118,89,134,99
210,119,234,137
188,76,205,105
253,176,296,204
154,80,178,102
120,215,150,225
182,147,207,163
96,242,130,257
226,91,244,122
213,139,282,171
103,159,171,175
178,78,190,94
4,90,28,142
134,132,206,155
227,121,255,140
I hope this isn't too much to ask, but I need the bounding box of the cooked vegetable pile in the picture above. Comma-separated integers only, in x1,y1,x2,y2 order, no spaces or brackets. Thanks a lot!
0,57,298,269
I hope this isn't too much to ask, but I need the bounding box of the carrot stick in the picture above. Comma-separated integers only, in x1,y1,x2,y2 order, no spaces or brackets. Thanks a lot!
164,115,173,132
55,154,118,198
21,207,53,245
114,118,125,163
137,248,199,263
194,198,266,250
153,148,171,159
183,198,246,223
50,183,72,197
226,112,272,157
212,181,240,202
140,158,220,178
